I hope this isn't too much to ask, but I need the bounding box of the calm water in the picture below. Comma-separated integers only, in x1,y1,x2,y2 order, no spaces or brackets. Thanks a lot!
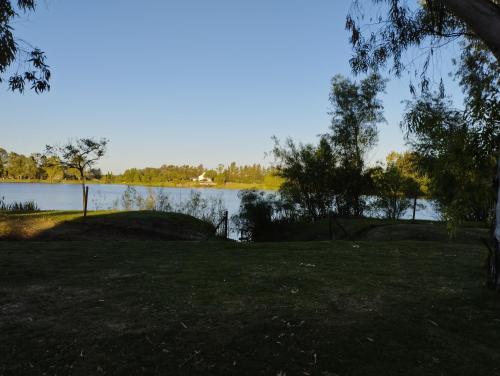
0,182,439,221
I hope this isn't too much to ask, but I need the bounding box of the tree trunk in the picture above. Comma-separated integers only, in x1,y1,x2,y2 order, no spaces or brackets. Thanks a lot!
80,169,86,212
442,0,500,62
491,152,500,289
81,182,87,214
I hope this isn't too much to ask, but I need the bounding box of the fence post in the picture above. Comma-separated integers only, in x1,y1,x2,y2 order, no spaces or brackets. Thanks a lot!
84,186,89,218
328,211,333,240
412,196,417,222
224,210,228,240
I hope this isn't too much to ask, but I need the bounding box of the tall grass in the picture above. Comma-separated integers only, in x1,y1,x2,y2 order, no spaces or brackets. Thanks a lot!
0,196,40,212
114,186,226,226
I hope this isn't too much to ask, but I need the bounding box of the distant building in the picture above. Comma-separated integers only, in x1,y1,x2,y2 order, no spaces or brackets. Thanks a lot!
192,172,215,185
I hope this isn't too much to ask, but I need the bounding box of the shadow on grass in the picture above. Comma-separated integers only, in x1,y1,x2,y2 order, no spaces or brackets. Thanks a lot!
259,217,488,244
0,210,216,241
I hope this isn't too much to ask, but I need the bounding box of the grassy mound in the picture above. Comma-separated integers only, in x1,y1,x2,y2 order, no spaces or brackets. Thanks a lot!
0,210,215,241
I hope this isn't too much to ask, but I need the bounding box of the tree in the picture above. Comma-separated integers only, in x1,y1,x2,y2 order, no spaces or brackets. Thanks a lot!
345,0,500,287
403,92,496,223
385,151,428,221
327,73,387,216
41,156,64,182
272,136,337,220
45,138,108,211
232,190,296,242
371,152,425,220
0,0,50,93
5,152,36,179
0,148,7,177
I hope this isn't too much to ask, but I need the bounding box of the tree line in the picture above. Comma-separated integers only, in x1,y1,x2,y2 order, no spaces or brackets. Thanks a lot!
117,162,283,187
0,148,102,181
269,74,429,222
235,62,498,240
0,147,283,188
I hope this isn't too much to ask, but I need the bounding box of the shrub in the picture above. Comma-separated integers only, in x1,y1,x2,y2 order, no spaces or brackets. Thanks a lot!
232,190,297,241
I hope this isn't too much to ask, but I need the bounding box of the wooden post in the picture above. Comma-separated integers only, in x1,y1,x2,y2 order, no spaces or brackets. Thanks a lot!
412,196,417,222
84,186,89,218
328,211,333,240
224,210,228,240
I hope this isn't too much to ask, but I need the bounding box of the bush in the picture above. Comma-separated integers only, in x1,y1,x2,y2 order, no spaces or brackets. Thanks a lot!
232,190,297,241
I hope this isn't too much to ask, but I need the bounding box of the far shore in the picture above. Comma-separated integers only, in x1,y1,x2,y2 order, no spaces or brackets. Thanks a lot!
0,179,278,191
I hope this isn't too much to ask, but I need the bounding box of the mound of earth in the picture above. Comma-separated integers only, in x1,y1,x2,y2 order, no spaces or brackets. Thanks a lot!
0,211,215,241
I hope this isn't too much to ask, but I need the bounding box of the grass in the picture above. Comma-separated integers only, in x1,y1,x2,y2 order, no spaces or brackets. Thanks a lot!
0,210,215,240
1,238,500,375
262,216,489,244
1,210,489,243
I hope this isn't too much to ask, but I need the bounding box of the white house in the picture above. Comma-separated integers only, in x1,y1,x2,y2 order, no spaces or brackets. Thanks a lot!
193,172,214,184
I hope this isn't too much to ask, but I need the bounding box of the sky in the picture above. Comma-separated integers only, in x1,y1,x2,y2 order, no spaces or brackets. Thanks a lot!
0,0,463,173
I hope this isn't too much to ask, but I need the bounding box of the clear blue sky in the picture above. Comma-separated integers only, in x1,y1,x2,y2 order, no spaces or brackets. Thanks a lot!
1,0,462,173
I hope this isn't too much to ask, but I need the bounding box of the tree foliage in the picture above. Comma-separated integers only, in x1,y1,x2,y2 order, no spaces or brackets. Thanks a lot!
402,92,496,222
272,136,336,220
45,138,108,181
232,190,297,242
371,152,426,220
328,73,387,216
45,138,108,209
0,0,50,93
346,0,500,91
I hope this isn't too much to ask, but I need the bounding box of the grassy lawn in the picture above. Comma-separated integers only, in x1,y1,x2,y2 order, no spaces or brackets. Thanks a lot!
1,239,499,375
250,216,489,243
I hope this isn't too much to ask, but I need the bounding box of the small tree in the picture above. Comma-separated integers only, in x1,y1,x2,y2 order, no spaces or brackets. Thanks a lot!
327,73,387,216
46,138,108,211
272,136,337,220
371,162,416,220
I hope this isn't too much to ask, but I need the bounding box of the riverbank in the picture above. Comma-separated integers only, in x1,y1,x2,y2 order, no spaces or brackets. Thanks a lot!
0,179,278,191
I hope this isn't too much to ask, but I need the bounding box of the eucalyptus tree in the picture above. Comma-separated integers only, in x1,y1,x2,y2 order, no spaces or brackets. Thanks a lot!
45,138,108,211
328,73,387,216
403,92,496,223
345,0,500,288
0,0,50,93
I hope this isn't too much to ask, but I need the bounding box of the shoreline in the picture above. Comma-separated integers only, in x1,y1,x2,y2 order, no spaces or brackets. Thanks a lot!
0,179,279,191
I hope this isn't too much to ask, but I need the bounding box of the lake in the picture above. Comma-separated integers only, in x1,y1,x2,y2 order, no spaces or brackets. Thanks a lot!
0,182,439,222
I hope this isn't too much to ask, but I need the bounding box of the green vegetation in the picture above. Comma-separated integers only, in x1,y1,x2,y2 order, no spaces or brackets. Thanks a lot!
371,152,427,221
0,196,40,213
0,147,284,190
403,91,497,223
233,197,488,243
0,1,51,93
45,138,108,212
1,237,499,375
272,74,390,220
0,211,215,241
346,0,500,288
